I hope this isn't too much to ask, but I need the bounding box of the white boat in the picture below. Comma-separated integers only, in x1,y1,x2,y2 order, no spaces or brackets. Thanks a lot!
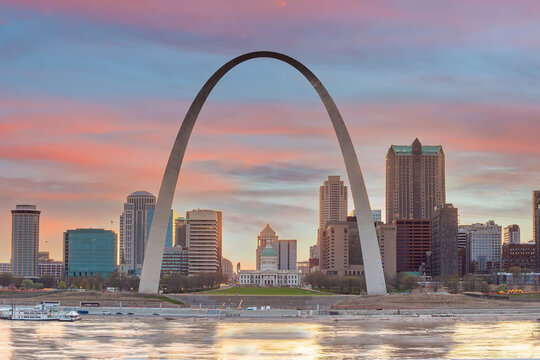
11,305,58,321
59,311,81,322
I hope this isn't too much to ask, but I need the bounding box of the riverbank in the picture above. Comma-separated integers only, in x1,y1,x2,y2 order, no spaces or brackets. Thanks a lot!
2,305,537,322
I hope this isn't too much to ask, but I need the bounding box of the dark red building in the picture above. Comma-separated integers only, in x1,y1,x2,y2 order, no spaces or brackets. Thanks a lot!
394,219,431,273
502,243,536,271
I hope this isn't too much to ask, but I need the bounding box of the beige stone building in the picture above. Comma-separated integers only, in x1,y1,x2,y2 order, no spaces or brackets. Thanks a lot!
375,222,396,277
319,176,348,228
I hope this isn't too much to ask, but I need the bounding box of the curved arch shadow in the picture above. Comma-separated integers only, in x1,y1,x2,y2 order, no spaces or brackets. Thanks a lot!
139,51,386,295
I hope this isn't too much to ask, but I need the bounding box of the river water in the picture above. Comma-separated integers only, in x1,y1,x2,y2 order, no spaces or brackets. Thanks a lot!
0,316,539,359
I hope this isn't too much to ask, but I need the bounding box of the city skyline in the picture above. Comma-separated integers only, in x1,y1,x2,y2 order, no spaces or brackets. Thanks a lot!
1,1,540,269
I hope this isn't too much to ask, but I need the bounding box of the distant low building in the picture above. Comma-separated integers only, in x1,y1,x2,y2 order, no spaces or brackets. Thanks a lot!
297,261,309,275
221,257,234,281
37,252,63,279
0,263,11,273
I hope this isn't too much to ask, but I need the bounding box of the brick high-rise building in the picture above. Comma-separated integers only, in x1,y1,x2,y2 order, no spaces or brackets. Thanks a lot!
11,205,40,278
534,190,540,271
394,219,432,273
431,204,459,277
502,243,535,271
386,138,445,223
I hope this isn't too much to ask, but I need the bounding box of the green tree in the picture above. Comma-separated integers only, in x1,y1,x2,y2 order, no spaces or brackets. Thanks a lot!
0,272,13,287
21,279,34,289
38,274,56,288
58,280,67,289
400,274,419,291
443,275,460,294
33,282,44,290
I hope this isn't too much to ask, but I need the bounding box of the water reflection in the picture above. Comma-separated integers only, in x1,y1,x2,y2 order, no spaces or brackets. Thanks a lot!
216,322,321,359
0,317,538,359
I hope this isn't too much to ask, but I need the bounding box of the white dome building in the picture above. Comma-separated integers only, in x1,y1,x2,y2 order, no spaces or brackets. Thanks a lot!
238,244,300,287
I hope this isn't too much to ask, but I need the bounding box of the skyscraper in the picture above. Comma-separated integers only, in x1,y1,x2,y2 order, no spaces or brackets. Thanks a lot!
534,190,540,271
431,203,458,277
278,239,297,270
386,138,445,223
186,209,222,275
64,228,117,278
119,191,155,273
457,229,471,276
503,224,520,245
11,205,40,278
319,176,348,228
460,221,502,273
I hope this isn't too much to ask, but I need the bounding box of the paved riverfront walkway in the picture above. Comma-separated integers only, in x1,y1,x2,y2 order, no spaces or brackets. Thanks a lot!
168,294,353,310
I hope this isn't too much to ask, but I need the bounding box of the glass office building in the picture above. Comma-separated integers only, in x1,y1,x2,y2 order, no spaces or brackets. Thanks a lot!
64,228,117,277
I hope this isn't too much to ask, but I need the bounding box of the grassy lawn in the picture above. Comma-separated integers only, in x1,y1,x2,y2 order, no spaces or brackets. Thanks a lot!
209,287,333,296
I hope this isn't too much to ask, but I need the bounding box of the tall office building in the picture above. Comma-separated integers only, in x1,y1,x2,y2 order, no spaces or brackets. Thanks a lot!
395,219,432,273
11,205,40,278
503,224,520,245
119,191,155,273
146,208,178,248
64,228,117,277
278,239,297,271
175,217,189,249
318,218,364,276
534,190,540,271
319,176,348,228
386,138,445,223
186,209,222,276
431,204,459,277
457,229,471,276
460,221,502,273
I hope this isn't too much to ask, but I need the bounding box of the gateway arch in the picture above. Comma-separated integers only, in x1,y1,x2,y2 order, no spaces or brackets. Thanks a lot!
139,51,387,295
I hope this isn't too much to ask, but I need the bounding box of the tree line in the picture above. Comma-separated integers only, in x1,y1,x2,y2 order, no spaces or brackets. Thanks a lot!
0,271,225,293
302,271,421,294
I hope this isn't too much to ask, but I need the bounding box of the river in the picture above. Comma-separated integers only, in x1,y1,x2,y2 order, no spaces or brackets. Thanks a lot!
0,316,538,359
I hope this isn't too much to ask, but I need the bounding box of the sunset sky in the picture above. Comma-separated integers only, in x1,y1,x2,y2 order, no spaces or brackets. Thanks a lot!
1,1,539,268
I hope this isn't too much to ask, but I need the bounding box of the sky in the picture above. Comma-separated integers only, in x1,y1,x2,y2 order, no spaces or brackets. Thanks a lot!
0,1,539,268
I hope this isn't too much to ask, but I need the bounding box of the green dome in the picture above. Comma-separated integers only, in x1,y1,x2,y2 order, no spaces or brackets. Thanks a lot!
261,247,277,257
